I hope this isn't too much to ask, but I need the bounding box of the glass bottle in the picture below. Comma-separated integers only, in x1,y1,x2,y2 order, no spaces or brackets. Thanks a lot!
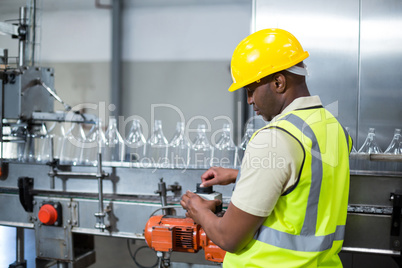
3,122,24,161
125,119,146,165
103,117,125,163
37,123,53,163
358,128,382,154
145,120,169,168
80,122,102,166
237,122,255,167
385,129,401,154
22,123,50,163
358,128,382,171
384,129,402,172
35,134,52,164
22,130,37,163
190,124,213,169
59,123,86,165
7,120,27,162
213,124,237,168
168,122,191,169
47,122,66,161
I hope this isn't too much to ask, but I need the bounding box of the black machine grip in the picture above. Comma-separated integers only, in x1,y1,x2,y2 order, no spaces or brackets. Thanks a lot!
18,177,34,213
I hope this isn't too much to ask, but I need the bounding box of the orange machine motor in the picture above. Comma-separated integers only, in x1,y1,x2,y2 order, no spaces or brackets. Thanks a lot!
144,215,226,263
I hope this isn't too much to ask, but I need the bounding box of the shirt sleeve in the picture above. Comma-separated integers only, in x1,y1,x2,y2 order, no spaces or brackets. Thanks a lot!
230,127,304,217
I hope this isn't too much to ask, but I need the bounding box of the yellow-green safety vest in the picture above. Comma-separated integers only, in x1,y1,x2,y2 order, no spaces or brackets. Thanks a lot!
224,106,352,267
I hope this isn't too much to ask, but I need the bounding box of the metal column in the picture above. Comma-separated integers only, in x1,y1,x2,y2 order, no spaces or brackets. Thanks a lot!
111,0,123,119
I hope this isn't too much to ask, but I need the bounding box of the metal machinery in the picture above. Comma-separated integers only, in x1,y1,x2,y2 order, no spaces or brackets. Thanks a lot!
1,2,402,268
145,215,226,267
0,5,205,268
0,7,228,267
144,184,226,267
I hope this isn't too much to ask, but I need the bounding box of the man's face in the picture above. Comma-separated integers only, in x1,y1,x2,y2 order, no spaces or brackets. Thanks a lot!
245,76,282,121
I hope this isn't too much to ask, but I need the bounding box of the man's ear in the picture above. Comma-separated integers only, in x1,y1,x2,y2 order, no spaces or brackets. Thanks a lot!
272,73,286,93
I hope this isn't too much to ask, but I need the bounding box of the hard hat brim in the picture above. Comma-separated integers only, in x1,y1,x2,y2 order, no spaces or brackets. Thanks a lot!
228,51,309,92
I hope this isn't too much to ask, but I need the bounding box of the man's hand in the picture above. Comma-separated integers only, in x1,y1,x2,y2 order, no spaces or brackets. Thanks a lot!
181,190,265,253
180,191,222,224
200,167,238,187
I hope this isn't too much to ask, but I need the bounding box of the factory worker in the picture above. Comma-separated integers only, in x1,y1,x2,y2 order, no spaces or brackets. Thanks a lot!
181,28,352,267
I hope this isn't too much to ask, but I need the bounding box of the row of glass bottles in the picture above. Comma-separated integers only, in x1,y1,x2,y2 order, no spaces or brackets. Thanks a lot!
126,120,255,169
56,123,401,170
4,120,400,171
3,123,53,164
4,118,255,169
346,127,402,154
347,127,402,172
58,117,125,166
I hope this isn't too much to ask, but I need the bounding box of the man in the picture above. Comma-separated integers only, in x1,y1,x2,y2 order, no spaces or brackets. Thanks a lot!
181,28,352,267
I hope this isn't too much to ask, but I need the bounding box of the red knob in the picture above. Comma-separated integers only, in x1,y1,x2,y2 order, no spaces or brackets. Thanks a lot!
38,204,58,225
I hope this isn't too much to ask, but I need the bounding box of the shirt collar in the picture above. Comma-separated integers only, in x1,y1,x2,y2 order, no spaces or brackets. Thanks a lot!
271,95,322,122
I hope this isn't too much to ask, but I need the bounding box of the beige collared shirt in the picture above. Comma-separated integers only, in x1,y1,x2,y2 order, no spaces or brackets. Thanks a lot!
231,96,323,217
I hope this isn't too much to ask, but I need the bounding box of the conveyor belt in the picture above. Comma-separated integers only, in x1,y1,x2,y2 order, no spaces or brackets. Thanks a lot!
0,186,175,203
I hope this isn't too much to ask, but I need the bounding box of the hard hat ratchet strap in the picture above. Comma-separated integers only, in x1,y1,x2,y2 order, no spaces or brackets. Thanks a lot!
285,64,309,76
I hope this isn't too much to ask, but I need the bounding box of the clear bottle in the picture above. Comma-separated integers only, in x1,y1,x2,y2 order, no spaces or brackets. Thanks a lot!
80,122,102,166
9,121,28,162
3,121,25,161
125,119,146,165
384,129,402,172
35,134,52,164
384,129,401,154
237,122,255,167
358,128,382,154
47,122,66,160
59,123,86,165
358,128,383,171
145,120,168,168
168,122,191,169
22,131,38,163
22,123,51,163
190,124,213,169
103,117,125,163
213,124,237,168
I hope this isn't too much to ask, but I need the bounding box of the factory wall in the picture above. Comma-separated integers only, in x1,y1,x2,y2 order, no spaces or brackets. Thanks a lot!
40,4,251,143
2,2,252,141
254,0,402,151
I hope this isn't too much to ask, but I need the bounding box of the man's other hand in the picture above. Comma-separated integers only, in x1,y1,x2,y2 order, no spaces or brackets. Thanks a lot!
200,167,238,187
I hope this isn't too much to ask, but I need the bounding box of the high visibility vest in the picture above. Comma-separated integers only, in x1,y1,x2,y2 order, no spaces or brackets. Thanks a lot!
224,106,352,268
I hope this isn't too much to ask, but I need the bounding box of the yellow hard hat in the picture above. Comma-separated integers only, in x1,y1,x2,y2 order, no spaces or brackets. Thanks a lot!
228,28,309,92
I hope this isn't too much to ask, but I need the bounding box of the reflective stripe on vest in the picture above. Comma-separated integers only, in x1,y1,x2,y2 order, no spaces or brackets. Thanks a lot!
253,112,348,252
255,223,345,252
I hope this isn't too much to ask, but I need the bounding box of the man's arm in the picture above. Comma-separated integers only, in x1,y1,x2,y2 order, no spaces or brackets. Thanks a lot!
200,167,238,187
181,191,265,253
